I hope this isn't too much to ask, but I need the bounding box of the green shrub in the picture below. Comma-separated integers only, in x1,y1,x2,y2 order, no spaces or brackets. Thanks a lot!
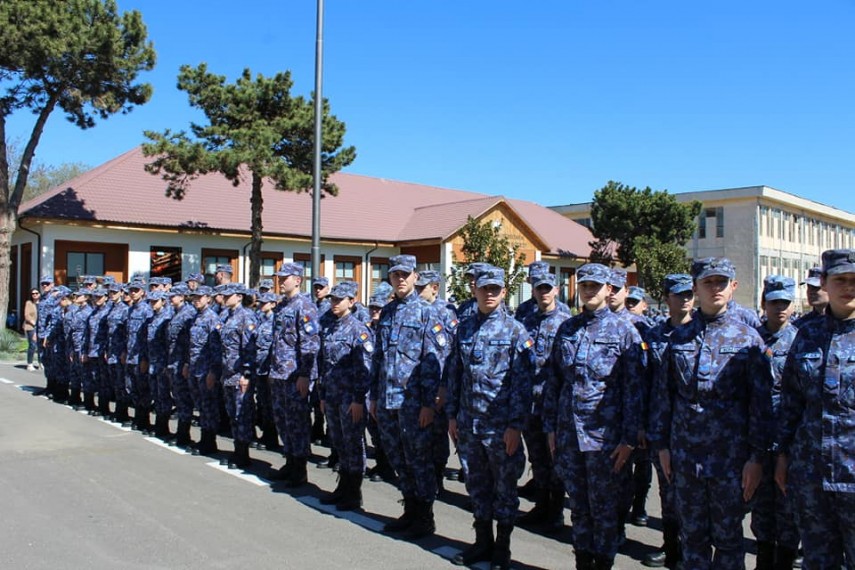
0,329,26,358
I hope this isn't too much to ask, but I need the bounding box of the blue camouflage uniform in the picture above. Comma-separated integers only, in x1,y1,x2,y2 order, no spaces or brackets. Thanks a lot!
750,276,801,559
45,290,69,397
69,296,92,394
219,290,258,444
105,289,129,409
145,292,174,417
269,264,320,462
188,288,223,432
36,279,59,388
253,295,277,439
446,268,534,525
125,287,154,413
84,291,110,403
649,258,774,570
778,250,855,569
794,267,825,330
318,282,373,475
543,263,645,564
370,255,446,506
167,291,196,424
514,261,572,323
726,299,762,328
518,272,570,514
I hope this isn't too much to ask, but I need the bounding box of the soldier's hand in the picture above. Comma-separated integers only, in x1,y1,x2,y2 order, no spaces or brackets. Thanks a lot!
448,418,458,444
239,376,249,394
205,372,216,390
319,400,326,415
369,400,377,421
611,443,634,473
349,402,364,424
120,353,127,365
81,355,88,363
418,406,435,428
434,386,447,411
504,428,521,456
296,376,310,399
774,454,788,495
637,430,648,449
182,363,190,380
548,432,556,458
742,460,762,502
658,449,672,483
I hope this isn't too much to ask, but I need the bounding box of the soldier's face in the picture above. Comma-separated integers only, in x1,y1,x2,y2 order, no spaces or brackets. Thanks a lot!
608,285,628,311
370,306,382,322
94,295,106,307
417,283,438,303
129,288,144,302
626,298,647,315
330,295,353,318
806,284,828,307
666,290,694,318
822,272,855,319
533,284,557,312
192,295,210,310
579,281,609,311
390,270,416,298
313,284,329,299
279,275,300,296
225,293,242,308
762,298,794,329
694,276,731,315
475,284,505,313
170,295,183,309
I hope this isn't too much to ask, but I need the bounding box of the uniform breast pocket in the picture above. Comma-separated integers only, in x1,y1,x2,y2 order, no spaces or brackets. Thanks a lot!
559,337,577,367
672,347,697,399
398,324,423,362
840,356,855,408
795,352,822,388
589,341,619,379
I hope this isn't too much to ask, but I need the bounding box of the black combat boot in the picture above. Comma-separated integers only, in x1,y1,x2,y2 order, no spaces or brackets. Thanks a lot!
68,388,83,409
175,420,193,448
136,408,152,434
258,422,280,452
114,402,130,425
229,442,251,469
518,477,538,500
630,494,649,527
97,395,111,419
403,500,435,539
336,472,363,512
192,429,218,456
154,414,172,439
435,463,445,498
663,520,682,569
490,523,513,570
268,455,293,481
452,519,493,566
546,488,566,531
370,446,396,483
318,448,339,469
284,456,308,487
575,550,595,570
756,541,775,570
53,383,69,404
775,545,798,570
384,497,416,532
83,392,96,414
593,554,614,570
516,487,550,525
320,473,347,505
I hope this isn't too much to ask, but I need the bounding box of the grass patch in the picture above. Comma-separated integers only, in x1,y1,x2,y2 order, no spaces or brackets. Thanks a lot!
0,329,27,360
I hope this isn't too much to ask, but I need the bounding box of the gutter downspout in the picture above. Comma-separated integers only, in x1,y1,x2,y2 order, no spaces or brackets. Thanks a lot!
754,198,761,311
363,243,379,302
241,241,252,285
18,216,42,278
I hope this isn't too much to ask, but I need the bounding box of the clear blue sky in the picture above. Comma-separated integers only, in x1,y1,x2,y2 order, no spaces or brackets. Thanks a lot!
6,0,855,212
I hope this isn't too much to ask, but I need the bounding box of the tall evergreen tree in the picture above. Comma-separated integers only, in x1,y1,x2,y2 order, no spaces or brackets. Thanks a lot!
142,64,356,286
0,0,155,325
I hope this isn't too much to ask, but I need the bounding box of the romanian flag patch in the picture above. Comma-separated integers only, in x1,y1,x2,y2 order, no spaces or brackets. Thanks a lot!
641,341,649,351
359,332,370,342
523,338,534,349
432,323,443,334
764,347,773,359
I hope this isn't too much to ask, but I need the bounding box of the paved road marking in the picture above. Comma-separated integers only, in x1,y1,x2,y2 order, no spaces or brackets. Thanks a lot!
205,461,270,487
143,436,190,455
0,377,14,384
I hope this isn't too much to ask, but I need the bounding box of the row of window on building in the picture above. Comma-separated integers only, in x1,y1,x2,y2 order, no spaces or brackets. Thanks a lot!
759,206,854,249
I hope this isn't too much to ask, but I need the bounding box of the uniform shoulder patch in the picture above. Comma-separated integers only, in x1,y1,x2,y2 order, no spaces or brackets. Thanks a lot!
523,338,534,349
640,341,649,351
432,323,444,334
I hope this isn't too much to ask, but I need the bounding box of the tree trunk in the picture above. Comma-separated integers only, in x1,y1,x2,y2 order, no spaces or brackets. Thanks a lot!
0,208,18,331
248,172,264,287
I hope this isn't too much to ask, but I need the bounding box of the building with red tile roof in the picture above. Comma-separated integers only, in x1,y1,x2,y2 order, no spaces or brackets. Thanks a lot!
10,147,593,313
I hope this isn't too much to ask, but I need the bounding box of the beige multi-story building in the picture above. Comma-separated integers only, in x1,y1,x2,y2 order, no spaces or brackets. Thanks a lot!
551,186,855,311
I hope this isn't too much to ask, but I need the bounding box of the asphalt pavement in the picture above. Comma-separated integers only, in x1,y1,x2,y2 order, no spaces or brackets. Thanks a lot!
0,362,760,569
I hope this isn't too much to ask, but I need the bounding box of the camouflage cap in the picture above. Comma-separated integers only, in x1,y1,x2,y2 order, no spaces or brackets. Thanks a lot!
276,262,304,278
257,292,278,304
627,286,646,301
822,249,855,276
662,273,693,295
532,273,556,289
258,279,274,290
691,257,736,280
215,264,233,274
389,254,417,274
312,276,330,288
476,266,505,288
191,285,213,297
527,261,551,282
464,262,490,277
800,266,822,287
330,280,359,299
763,275,796,302
607,268,627,289
415,270,441,286
576,263,610,284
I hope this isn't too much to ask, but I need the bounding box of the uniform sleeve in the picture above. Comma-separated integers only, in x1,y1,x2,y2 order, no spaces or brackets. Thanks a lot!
368,308,388,403
418,305,445,409
747,341,774,461
241,312,257,377
351,326,373,403
648,344,674,451
444,331,462,420
208,318,223,376
619,326,645,447
507,329,534,431
777,349,804,456
296,303,320,379
542,333,564,434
